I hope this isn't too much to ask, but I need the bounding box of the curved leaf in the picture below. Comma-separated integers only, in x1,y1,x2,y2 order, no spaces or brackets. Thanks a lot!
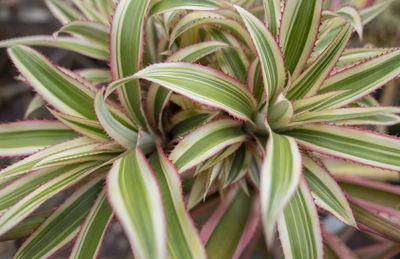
148,0,221,16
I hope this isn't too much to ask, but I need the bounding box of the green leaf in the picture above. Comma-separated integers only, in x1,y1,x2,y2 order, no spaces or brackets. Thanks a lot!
72,0,106,23
280,0,322,79
0,121,78,156
15,176,104,259
207,28,249,83
118,62,257,121
292,91,347,115
303,156,356,227
0,36,109,60
278,180,323,259
287,24,352,100
110,0,150,128
202,188,259,259
76,68,112,84
223,144,252,187
45,0,84,24
70,189,114,259
284,124,400,171
360,0,393,24
263,0,281,37
261,128,302,244
235,5,286,101
24,95,45,119
149,147,207,259
169,119,248,173
169,11,253,52
0,211,52,241
336,48,393,68
247,59,265,104
318,49,400,110
107,148,166,259
8,45,98,119
0,162,106,237
148,0,221,16
56,21,109,48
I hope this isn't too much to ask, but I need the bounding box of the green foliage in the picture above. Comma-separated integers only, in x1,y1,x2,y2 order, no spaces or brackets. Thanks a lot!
0,0,400,258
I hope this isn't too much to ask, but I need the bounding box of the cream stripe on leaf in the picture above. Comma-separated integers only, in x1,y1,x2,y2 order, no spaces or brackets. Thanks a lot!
70,189,114,259
107,147,166,259
287,24,352,100
110,0,150,128
0,121,78,156
15,176,104,259
169,119,248,173
303,156,356,227
285,124,400,171
149,147,207,259
260,127,302,245
279,0,322,79
235,5,286,102
318,49,400,110
148,0,222,16
278,180,323,259
109,63,257,121
263,0,281,38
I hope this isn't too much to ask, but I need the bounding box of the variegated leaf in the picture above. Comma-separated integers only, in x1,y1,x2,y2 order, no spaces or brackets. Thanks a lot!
56,21,109,48
0,121,78,156
45,0,84,24
149,146,207,259
169,119,248,173
15,176,104,259
285,124,400,171
279,0,322,79
261,127,302,244
235,5,286,101
303,156,356,227
107,147,166,259
263,0,281,38
278,180,323,259
70,189,114,259
110,0,150,128
148,0,222,16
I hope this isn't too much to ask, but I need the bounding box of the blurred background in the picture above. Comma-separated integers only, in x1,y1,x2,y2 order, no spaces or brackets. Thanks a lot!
0,0,399,258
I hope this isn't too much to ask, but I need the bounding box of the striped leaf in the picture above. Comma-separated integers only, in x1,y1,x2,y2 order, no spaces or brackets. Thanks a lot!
261,128,302,244
24,95,45,119
292,107,400,125
70,189,114,259
349,199,400,243
0,211,52,241
263,0,281,38
50,110,110,142
279,0,322,79
107,147,166,259
45,0,84,24
169,119,248,173
76,69,112,84
292,91,347,115
149,147,207,259
0,137,91,180
72,0,106,23
169,11,253,52
278,180,323,259
15,176,104,259
0,36,108,60
201,188,259,259
0,121,78,156
148,0,221,16
247,59,265,104
196,143,242,174
208,28,249,83
122,62,257,121
360,0,393,24
96,0,115,19
8,46,97,119
318,49,400,110
146,41,227,131
56,21,109,48
235,5,286,101
223,144,252,187
0,162,105,237
110,0,150,128
303,157,356,227
333,114,400,126
336,48,392,68
284,124,400,171
287,24,352,100
337,7,363,38
167,109,219,140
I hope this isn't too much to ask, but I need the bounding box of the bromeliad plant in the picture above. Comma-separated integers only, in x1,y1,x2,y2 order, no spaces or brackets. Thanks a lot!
1,0,400,258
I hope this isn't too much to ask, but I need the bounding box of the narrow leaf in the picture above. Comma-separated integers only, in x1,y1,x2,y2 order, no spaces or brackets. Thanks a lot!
45,0,84,24
169,119,248,173
261,128,302,244
278,180,323,259
263,0,281,37
56,21,109,48
148,0,221,16
107,148,166,259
